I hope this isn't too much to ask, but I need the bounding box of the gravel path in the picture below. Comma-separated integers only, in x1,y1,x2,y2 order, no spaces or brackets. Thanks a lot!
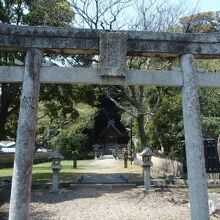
0,188,191,220
80,156,127,183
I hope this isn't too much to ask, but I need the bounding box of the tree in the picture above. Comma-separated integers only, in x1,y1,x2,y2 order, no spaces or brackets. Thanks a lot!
180,11,220,139
0,1,85,145
0,1,27,140
71,0,131,29
104,0,185,150
53,103,98,159
69,0,187,151
24,0,74,26
36,84,97,148
145,11,220,159
180,11,220,33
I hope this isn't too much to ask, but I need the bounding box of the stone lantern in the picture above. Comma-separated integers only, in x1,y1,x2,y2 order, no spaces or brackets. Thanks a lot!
48,149,64,193
140,147,153,192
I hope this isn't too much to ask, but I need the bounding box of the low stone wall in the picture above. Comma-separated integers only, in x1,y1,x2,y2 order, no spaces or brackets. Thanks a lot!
135,154,184,177
0,152,51,168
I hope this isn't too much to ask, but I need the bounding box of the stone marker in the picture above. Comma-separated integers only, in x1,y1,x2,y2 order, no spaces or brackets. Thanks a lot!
100,32,127,77
92,144,99,160
123,149,128,168
72,150,78,169
48,149,64,193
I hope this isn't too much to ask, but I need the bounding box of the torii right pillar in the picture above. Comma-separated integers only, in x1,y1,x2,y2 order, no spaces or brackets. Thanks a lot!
180,53,209,220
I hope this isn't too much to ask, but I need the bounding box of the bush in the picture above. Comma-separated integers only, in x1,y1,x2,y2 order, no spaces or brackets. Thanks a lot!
56,133,88,159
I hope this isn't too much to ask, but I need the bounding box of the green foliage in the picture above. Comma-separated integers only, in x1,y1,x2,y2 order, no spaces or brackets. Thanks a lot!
202,117,220,139
47,104,97,159
0,0,9,23
199,88,220,139
57,132,88,159
0,0,75,142
24,0,74,26
140,12,220,160
0,1,98,145
0,0,26,24
146,88,184,159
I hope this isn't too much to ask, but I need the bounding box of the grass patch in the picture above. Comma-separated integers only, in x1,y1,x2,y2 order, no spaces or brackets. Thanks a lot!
0,160,93,184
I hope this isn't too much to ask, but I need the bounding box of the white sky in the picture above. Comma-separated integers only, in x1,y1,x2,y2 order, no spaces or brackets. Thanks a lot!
190,0,220,12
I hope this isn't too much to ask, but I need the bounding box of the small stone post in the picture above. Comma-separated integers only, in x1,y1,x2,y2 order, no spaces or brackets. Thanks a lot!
72,150,78,169
140,148,153,192
123,149,128,168
128,147,134,165
9,48,43,220
94,145,98,160
48,149,64,193
180,53,209,220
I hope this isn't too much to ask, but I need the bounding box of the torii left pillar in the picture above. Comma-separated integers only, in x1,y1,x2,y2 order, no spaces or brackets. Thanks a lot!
9,48,43,220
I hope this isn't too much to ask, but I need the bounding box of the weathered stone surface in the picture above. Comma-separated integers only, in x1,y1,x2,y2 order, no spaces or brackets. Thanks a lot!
1,66,220,88
181,53,209,220
8,48,43,220
52,171,59,193
1,24,220,57
100,32,127,77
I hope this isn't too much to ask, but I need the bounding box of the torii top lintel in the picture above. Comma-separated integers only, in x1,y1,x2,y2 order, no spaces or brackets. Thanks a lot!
0,24,220,58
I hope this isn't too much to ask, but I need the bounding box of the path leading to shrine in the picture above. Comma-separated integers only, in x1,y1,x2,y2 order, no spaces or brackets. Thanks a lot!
73,155,142,186
80,155,126,173
79,155,129,184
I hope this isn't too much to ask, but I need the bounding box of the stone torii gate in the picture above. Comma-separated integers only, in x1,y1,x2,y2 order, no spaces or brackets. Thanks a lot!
1,24,220,220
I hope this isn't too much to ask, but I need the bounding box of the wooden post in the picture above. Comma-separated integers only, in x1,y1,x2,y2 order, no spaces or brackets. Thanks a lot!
9,48,43,220
180,53,209,220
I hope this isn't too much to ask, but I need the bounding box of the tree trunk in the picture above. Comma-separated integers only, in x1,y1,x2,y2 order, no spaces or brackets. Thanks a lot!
0,84,9,140
0,83,20,140
136,114,147,149
0,111,7,140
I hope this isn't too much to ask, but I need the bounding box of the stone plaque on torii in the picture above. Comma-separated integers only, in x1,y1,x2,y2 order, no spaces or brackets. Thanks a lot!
100,32,127,77
1,23,220,220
